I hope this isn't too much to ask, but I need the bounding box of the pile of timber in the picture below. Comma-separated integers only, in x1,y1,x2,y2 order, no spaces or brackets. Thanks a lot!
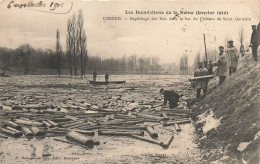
0,106,191,148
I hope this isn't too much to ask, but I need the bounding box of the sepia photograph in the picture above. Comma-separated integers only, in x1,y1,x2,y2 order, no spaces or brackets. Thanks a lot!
0,0,259,163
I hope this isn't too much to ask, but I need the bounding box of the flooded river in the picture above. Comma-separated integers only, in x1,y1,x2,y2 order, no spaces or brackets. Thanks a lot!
0,75,203,163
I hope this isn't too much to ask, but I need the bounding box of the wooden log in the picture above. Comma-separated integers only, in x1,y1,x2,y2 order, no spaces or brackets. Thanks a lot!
131,135,163,146
4,121,22,130
14,119,44,127
21,127,33,136
74,130,95,136
51,118,72,122
47,120,59,127
0,133,8,139
66,131,94,146
0,128,23,138
161,113,169,119
45,133,66,137
162,135,174,149
174,124,181,132
30,126,45,136
5,126,22,133
12,104,51,110
67,123,91,129
146,126,158,138
98,130,144,136
109,114,115,120
62,121,85,128
53,138,92,148
163,119,191,127
42,121,54,128
188,75,214,81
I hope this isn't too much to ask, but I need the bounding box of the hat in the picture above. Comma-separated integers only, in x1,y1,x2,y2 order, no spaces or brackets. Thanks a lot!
198,61,203,65
252,25,257,27
219,46,224,49
228,40,233,43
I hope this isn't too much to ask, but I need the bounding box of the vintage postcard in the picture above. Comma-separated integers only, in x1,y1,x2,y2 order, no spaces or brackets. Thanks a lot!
0,0,259,163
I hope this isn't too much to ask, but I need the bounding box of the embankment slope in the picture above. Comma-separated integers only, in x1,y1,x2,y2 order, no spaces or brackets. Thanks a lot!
191,54,260,163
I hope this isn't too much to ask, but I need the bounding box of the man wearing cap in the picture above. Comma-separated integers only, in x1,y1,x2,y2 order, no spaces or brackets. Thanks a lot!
227,40,239,75
249,25,259,61
160,88,180,109
214,46,228,85
194,62,209,98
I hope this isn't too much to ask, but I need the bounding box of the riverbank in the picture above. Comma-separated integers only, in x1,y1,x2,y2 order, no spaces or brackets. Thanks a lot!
191,54,260,163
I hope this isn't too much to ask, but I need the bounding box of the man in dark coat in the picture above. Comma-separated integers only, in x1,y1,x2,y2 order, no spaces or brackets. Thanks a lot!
93,71,97,81
105,72,109,82
160,88,180,109
249,25,259,61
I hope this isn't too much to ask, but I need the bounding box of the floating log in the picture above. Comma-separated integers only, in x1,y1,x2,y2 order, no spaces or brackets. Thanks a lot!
0,128,23,138
53,138,92,148
66,131,94,146
12,104,51,110
161,113,169,119
62,121,85,128
21,127,33,136
51,118,72,122
109,114,115,120
47,120,59,127
0,133,8,139
131,135,163,146
98,130,144,136
14,119,44,127
42,121,54,128
4,121,22,130
74,130,95,136
163,120,191,126
146,126,158,138
188,75,214,81
174,124,181,132
30,126,45,136
5,126,22,133
162,135,174,149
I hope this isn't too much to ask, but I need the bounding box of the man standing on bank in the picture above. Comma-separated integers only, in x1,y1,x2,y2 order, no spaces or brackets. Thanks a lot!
214,46,228,85
160,88,180,109
93,71,97,82
249,25,259,61
227,40,239,76
194,62,209,99
105,72,109,82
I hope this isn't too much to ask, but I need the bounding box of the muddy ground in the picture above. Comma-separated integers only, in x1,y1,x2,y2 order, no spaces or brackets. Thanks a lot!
0,75,206,163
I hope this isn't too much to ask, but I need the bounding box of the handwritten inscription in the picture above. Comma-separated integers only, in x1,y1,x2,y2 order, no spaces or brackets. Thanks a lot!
7,1,73,14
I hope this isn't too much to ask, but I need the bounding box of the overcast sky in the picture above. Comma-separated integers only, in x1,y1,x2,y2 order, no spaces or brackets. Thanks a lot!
0,0,258,65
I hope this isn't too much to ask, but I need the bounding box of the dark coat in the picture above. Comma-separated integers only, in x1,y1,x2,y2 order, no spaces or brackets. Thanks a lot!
163,90,180,108
251,30,259,45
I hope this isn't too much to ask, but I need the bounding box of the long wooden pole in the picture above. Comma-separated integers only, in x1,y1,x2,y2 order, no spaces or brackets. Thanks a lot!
203,34,208,64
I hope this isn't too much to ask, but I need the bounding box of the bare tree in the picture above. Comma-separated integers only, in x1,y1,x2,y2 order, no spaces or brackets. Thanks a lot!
66,17,74,76
77,9,87,76
17,44,34,74
56,29,62,75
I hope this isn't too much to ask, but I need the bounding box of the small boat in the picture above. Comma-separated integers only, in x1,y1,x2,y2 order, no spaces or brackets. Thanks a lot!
89,81,126,85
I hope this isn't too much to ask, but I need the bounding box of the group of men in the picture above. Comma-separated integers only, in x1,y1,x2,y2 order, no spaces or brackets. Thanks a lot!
161,39,239,107
194,40,239,98
93,71,110,82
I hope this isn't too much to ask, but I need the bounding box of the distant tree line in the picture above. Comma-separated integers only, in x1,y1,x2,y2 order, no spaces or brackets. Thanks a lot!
0,46,164,74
